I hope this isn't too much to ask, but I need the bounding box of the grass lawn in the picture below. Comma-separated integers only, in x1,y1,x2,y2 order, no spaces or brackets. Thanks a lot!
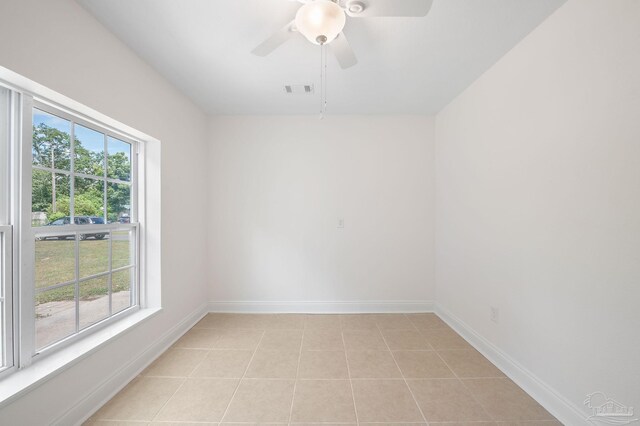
35,231,133,304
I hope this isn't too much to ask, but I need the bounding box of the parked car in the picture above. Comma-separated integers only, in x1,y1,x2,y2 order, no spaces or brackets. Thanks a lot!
88,216,105,225
40,216,107,240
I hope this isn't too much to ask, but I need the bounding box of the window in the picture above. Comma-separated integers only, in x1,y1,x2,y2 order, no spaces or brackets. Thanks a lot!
0,75,148,376
30,103,139,354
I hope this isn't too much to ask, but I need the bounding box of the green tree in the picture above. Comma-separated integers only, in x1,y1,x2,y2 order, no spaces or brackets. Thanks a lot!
108,151,131,181
32,123,71,170
32,123,131,223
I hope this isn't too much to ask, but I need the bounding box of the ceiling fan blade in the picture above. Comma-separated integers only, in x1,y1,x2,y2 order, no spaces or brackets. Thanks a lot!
251,20,296,56
331,32,357,69
345,0,433,17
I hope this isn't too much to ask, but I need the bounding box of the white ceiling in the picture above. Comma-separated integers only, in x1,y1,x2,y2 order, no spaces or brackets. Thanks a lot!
78,0,565,115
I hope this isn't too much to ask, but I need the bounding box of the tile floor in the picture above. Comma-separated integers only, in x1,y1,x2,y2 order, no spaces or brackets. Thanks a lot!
85,313,561,426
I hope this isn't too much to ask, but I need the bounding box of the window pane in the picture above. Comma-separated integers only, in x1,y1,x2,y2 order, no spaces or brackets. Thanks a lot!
107,182,130,224
112,268,132,314
74,177,105,219
35,235,75,289
107,136,131,182
36,283,76,350
79,234,108,278
32,170,71,227
79,276,109,329
112,229,133,269
74,124,105,177
32,109,71,170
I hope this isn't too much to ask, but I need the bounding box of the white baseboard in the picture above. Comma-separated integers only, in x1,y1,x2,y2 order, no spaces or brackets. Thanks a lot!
53,303,209,426
207,300,435,314
435,304,588,425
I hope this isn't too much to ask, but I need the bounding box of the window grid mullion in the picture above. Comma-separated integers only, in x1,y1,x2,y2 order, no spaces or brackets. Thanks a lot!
32,165,70,176
74,233,79,333
33,166,131,186
108,230,112,316
103,133,108,222
70,121,75,223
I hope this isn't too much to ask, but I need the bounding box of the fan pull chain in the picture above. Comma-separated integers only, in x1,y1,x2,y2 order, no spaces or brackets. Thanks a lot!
319,42,327,119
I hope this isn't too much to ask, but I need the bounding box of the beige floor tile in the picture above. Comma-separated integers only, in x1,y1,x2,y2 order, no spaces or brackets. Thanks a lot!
298,351,349,379
245,350,300,379
212,329,264,350
142,348,207,377
340,314,379,330
93,377,183,421
173,328,220,349
462,378,555,421
438,349,505,378
258,329,303,351
221,424,287,426
195,313,263,329
420,328,474,350
393,351,455,378
151,423,217,426
305,314,342,329
263,314,306,329
406,313,449,330
342,329,388,350
192,314,220,329
302,329,345,351
291,380,357,422
429,423,497,426
222,379,296,422
407,379,490,422
154,378,238,422
347,351,402,378
494,422,561,426
374,314,416,330
220,424,287,426
291,424,356,426
95,315,554,426
351,379,423,422
381,329,432,350
359,424,427,426
190,350,253,378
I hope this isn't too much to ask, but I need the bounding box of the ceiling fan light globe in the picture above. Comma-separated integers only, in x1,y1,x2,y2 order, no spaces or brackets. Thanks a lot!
295,0,346,45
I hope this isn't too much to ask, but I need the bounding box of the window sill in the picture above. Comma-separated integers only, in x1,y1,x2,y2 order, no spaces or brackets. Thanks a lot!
0,307,161,408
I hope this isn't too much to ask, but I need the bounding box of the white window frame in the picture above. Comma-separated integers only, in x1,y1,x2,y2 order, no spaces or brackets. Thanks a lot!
21,97,143,364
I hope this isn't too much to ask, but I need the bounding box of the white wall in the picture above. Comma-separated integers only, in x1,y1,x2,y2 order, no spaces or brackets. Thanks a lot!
208,116,435,311
435,0,640,422
0,0,209,423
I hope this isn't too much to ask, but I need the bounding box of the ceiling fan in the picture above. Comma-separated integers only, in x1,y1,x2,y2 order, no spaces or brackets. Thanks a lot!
251,0,434,69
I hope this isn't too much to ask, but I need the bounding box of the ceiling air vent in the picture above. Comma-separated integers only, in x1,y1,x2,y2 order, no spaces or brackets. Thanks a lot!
284,84,314,94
